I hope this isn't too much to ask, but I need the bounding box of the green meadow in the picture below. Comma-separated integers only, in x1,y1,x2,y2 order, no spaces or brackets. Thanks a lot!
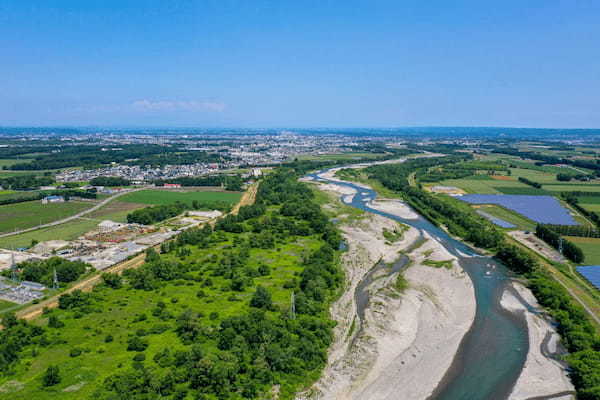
565,236,600,265
0,201,93,234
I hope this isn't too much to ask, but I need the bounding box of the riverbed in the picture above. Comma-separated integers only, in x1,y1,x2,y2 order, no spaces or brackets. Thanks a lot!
306,166,573,400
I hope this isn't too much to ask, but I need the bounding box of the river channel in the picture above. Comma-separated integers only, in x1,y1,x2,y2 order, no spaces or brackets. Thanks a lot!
309,168,529,400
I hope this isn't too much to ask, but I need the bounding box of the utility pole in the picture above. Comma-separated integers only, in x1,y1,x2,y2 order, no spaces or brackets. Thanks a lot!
10,253,18,282
290,292,296,320
558,237,563,255
53,268,59,290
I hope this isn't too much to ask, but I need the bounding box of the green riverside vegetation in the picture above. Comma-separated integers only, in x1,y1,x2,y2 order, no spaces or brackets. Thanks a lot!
0,169,344,400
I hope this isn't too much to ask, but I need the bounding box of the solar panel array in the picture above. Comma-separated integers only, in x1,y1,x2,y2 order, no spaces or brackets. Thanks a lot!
577,266,600,290
476,210,516,228
460,194,577,225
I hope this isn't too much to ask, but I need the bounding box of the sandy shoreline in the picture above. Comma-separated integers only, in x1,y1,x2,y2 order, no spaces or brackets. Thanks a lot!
300,181,476,400
501,282,575,400
368,199,420,220
354,231,475,400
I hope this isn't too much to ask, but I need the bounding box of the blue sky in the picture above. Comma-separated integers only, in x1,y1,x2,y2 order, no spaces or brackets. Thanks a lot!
1,1,599,128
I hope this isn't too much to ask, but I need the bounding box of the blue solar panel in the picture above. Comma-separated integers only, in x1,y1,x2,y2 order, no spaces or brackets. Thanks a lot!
475,210,516,228
577,266,600,290
460,195,577,225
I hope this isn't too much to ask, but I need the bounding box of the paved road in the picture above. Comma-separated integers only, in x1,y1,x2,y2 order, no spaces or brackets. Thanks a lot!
0,187,145,239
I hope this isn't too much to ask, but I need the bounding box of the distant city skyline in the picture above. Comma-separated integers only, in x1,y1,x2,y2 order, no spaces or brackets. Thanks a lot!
2,1,599,128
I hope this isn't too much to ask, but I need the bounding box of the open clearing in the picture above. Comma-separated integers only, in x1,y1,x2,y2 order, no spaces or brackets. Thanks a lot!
0,201,93,235
119,189,242,206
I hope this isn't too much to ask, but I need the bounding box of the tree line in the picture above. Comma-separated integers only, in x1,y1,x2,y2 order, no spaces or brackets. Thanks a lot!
518,176,542,189
155,174,244,192
0,174,54,190
89,176,131,186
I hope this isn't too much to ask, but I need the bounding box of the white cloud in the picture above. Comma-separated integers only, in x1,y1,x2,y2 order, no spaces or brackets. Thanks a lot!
131,99,226,113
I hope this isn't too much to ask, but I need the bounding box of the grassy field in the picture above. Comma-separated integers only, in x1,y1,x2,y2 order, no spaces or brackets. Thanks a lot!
0,216,326,399
542,184,600,193
0,201,93,234
0,219,100,249
580,197,600,213
509,167,560,183
564,236,600,265
0,158,33,168
0,299,20,313
474,204,537,231
431,163,600,196
0,191,43,202
119,189,242,206
85,200,146,222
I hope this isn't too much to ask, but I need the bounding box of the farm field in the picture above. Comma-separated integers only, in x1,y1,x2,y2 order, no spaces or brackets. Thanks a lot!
0,220,329,399
85,200,146,222
0,201,93,234
0,219,99,249
0,191,43,202
509,168,562,183
564,236,600,266
119,189,242,207
580,198,600,213
542,184,600,193
0,200,149,249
